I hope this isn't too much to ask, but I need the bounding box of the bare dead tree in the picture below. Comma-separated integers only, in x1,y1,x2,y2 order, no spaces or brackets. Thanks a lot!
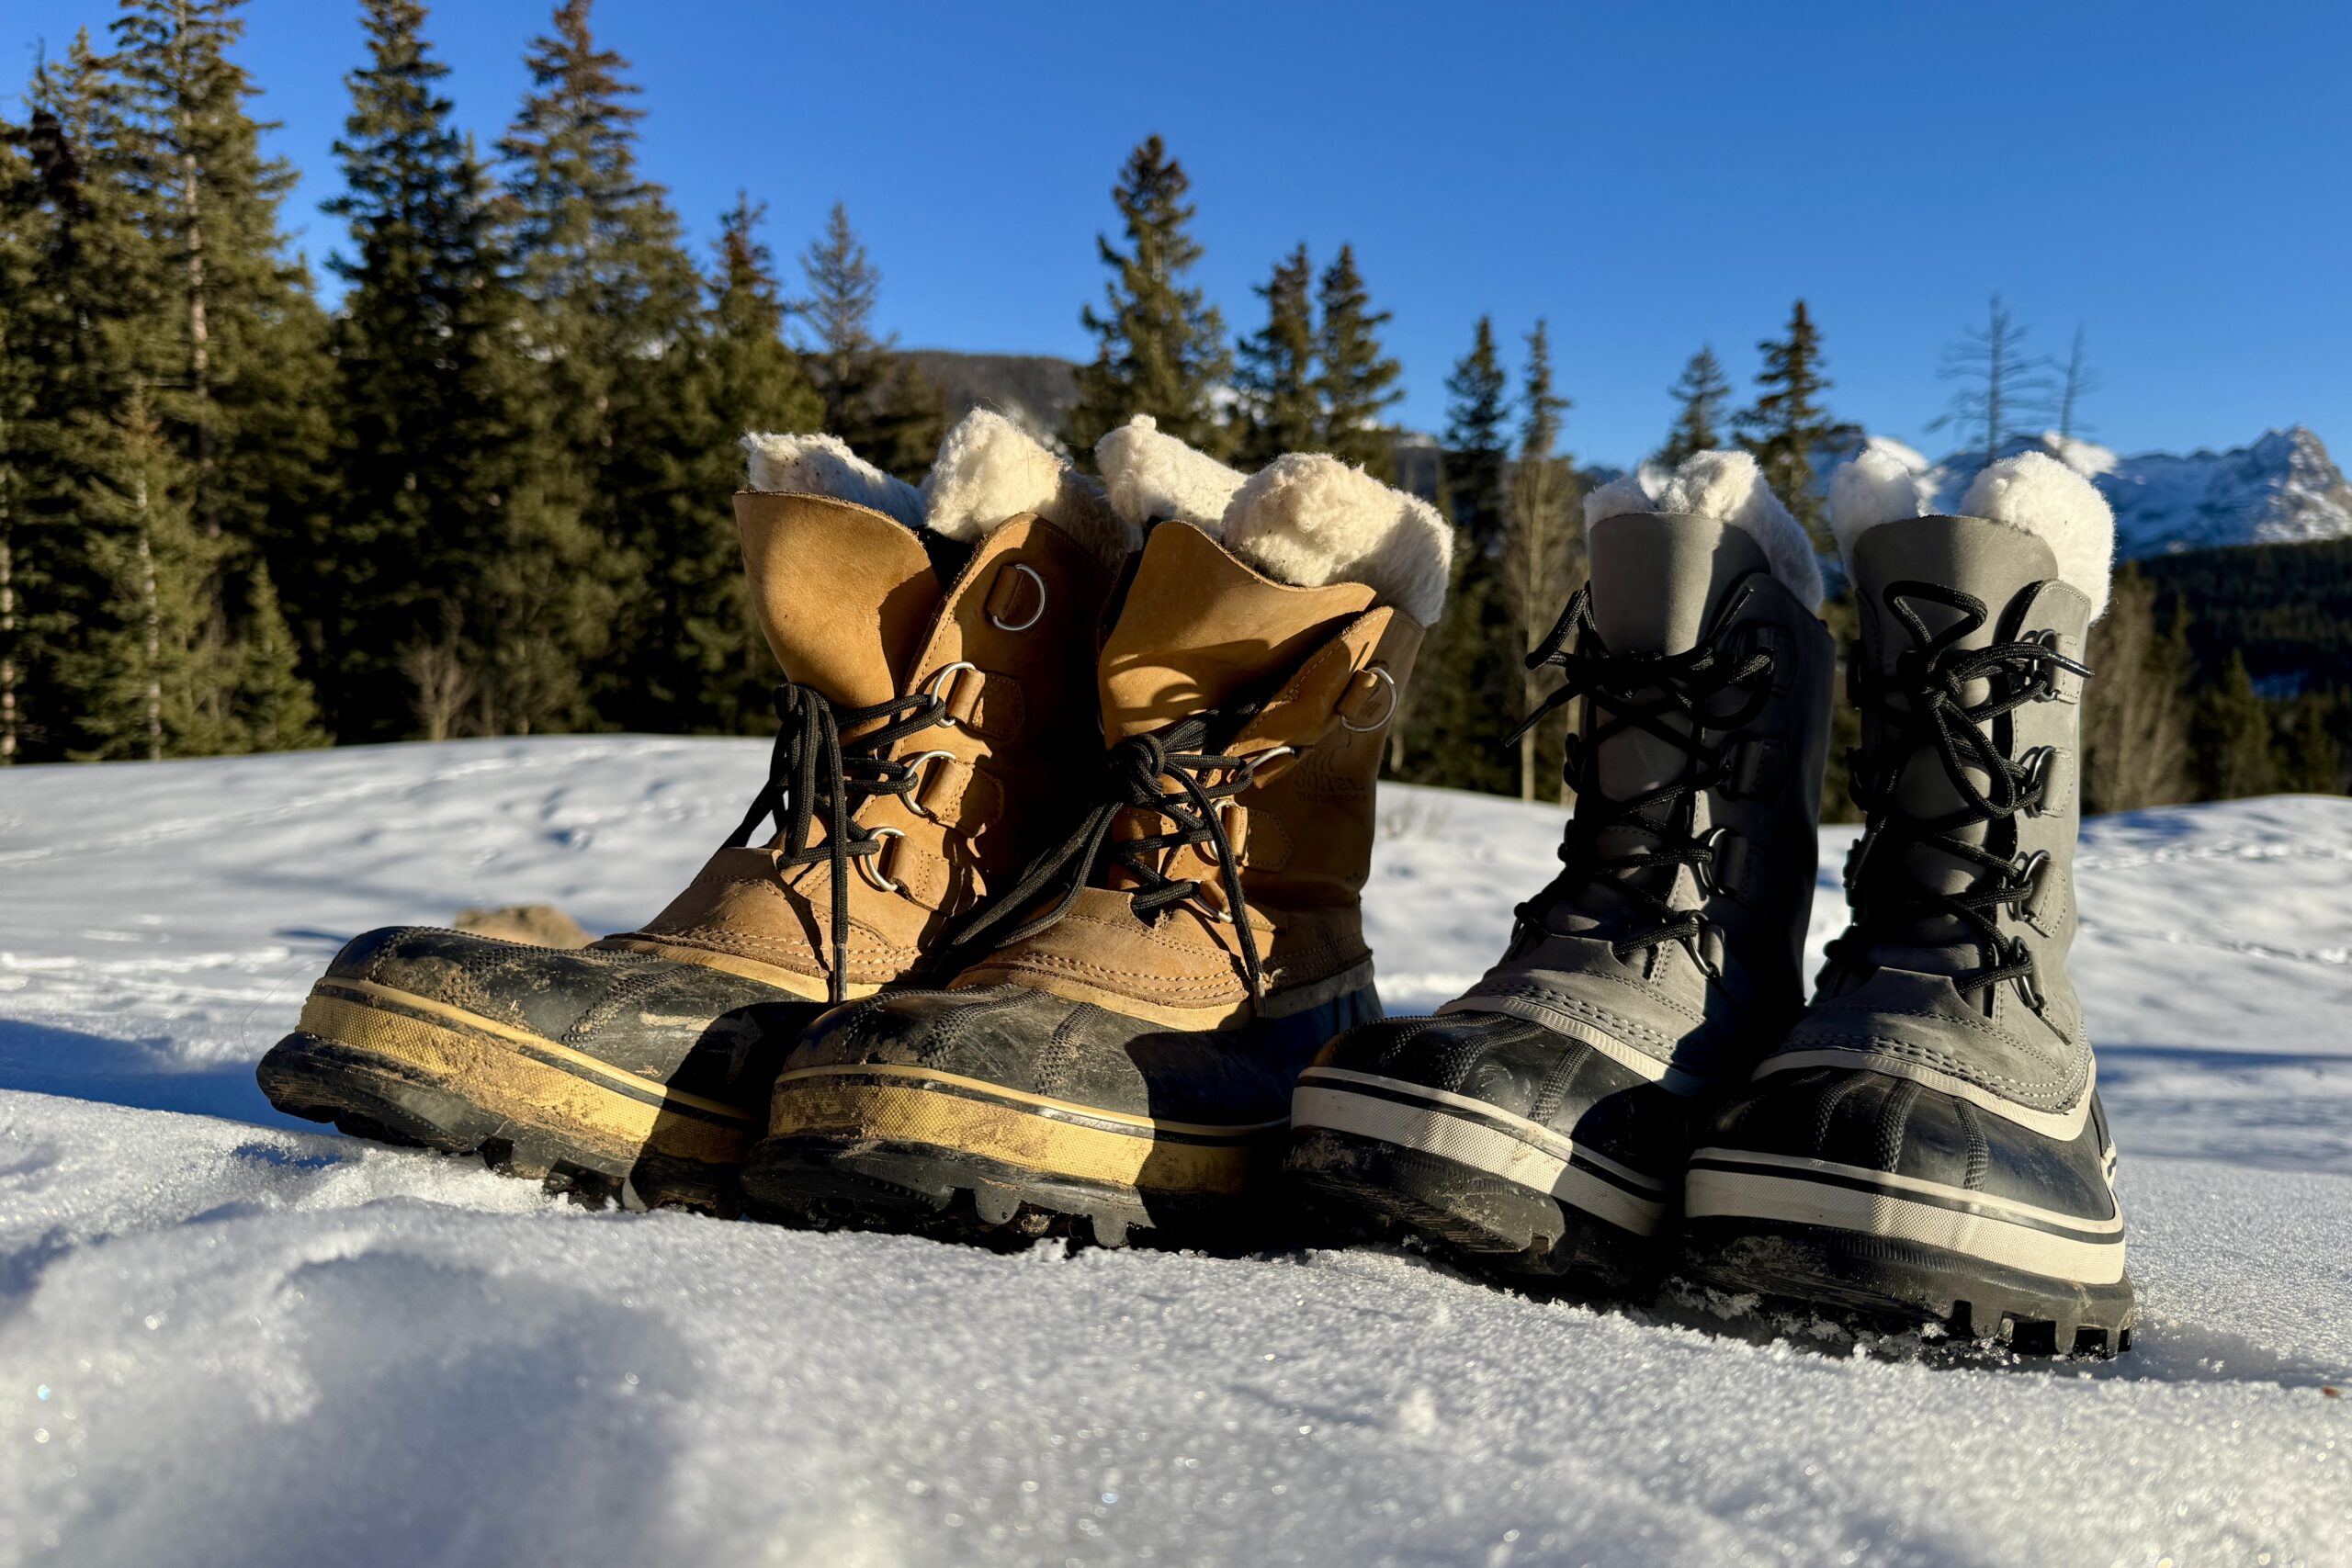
401,627,477,743
2057,325,2102,446
1932,293,2057,467
2080,566,2193,812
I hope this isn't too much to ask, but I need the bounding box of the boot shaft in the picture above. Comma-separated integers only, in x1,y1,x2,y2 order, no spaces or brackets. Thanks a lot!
949,443,1449,1026
614,454,1125,998
1095,520,1422,915
1835,513,2093,1023
1491,510,1835,1031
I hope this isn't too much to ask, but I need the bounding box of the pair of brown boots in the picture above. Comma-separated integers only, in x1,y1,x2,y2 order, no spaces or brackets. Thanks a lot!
257,411,1447,1243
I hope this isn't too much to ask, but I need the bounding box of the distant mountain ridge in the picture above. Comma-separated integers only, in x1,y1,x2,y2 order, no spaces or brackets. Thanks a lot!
1839,426,2352,558
903,351,1080,446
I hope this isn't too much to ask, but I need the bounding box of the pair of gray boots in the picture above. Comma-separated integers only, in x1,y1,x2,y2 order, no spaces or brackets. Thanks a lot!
1288,449,2134,1357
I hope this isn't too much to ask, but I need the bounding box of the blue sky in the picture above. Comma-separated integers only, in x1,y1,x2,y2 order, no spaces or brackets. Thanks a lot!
13,0,2350,468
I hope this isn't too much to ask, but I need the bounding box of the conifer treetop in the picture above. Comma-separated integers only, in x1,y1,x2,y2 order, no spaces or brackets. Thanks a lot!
1440,315,1510,544
1236,243,1317,467
1314,243,1402,476
1659,344,1731,468
1066,135,1232,458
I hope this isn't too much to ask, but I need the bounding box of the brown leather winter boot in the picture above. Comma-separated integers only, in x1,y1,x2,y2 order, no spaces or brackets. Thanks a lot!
739,427,1450,1246
255,413,1132,1210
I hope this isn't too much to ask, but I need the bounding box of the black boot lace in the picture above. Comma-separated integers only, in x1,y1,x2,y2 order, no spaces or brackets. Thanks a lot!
1822,581,2089,1005
944,711,1280,1001
723,679,954,1002
1506,585,1777,966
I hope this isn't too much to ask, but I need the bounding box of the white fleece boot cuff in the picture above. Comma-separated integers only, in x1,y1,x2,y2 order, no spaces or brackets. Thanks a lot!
1830,448,2115,620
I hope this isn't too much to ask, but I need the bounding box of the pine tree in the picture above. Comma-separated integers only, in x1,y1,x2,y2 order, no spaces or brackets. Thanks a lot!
493,0,688,733
1235,243,1317,467
2278,698,2341,795
0,96,37,764
1399,316,1515,795
2190,650,2279,802
797,201,940,479
12,34,175,762
62,383,232,761
1442,317,1510,548
325,0,543,740
231,559,324,750
1065,135,1231,458
1501,321,1579,802
1737,299,1849,545
1658,345,1731,468
623,193,825,735
108,0,325,547
1313,243,1401,476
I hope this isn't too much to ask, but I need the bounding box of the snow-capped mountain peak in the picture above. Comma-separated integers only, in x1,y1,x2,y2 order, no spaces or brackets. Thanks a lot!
1832,426,2352,558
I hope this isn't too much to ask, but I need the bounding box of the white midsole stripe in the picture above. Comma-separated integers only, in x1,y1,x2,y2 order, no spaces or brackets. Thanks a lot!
1296,1068,1668,1192
1752,1050,2095,1141
1687,1148,2123,1234
1291,1085,1665,1237
1684,1167,2127,1285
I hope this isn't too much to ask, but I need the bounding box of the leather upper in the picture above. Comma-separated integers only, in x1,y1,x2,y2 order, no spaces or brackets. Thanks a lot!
950,522,1425,1023
605,495,1117,996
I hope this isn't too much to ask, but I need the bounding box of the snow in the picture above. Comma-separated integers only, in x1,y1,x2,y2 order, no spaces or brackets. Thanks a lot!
5,738,2351,1566
1824,427,2352,559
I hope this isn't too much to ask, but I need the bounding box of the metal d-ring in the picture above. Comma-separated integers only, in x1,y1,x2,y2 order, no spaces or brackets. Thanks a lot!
1339,666,1398,733
899,750,956,819
988,562,1047,632
923,660,978,728
854,826,906,893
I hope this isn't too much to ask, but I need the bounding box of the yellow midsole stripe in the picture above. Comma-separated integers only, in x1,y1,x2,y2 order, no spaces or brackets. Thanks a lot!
295,994,751,1166
772,1062,1289,1140
312,977,757,1123
768,1080,1268,1195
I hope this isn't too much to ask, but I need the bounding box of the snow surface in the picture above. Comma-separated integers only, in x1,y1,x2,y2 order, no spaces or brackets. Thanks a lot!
1828,427,2352,559
4,738,2351,1566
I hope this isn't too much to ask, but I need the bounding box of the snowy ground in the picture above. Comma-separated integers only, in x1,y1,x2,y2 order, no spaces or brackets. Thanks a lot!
3,738,2349,1566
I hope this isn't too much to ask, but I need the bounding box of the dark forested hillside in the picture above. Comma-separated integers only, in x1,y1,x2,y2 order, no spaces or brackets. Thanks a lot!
2140,537,2352,693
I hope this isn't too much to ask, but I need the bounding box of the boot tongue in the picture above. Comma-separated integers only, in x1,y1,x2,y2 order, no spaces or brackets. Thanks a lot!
737,491,944,711
1099,523,1374,739
1583,514,1771,889
1848,513,2061,970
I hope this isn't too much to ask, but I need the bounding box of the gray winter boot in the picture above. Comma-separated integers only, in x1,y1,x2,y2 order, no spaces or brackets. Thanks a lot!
1682,450,2135,1354
1286,453,1835,1286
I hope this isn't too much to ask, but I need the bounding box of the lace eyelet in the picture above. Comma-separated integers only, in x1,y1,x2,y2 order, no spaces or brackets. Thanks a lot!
854,826,906,893
2030,631,2066,702
923,661,978,728
987,562,1047,632
1339,666,1398,733
1691,824,1735,896
2019,746,2055,815
2011,848,2052,928
2012,939,2047,1011
899,750,957,820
